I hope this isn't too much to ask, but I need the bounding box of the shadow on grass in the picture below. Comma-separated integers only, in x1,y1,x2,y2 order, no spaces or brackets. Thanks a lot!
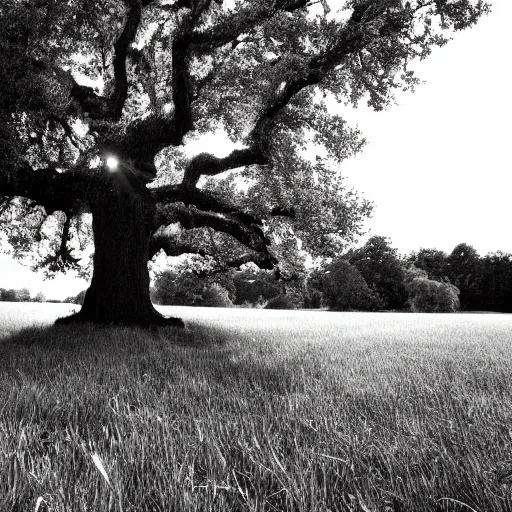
0,320,225,349
0,321,306,396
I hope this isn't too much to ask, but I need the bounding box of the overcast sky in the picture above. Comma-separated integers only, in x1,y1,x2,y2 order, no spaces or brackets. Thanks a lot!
1,0,509,299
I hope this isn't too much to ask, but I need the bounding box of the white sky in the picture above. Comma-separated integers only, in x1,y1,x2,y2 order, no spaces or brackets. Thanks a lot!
1,0,509,299
337,0,511,256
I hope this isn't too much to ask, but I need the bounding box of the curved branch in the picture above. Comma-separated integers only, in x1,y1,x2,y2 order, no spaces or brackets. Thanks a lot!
149,233,274,270
189,1,311,53
151,184,262,226
155,203,276,267
151,183,295,224
251,2,393,141
182,146,267,189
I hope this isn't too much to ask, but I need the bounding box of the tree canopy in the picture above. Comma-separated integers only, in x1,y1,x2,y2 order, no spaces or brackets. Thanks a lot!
0,0,489,325
347,235,407,309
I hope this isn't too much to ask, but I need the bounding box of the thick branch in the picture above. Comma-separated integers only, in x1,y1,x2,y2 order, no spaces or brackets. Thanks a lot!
151,185,262,227
119,115,181,163
182,146,267,190
155,203,276,267
0,163,89,215
111,0,143,120
151,183,295,224
149,233,274,269
251,2,387,142
189,1,310,53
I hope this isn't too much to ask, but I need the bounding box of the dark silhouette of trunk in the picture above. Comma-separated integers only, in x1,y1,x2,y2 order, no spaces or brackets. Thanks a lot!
57,169,183,327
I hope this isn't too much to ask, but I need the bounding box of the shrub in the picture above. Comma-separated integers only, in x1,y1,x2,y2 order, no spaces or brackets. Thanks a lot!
264,294,296,310
152,271,234,307
196,283,233,308
406,277,460,312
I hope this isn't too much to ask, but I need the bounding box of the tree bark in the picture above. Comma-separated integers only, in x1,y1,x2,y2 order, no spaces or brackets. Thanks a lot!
56,169,184,327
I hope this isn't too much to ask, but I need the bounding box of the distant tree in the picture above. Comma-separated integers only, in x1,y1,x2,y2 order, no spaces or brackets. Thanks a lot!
32,291,46,303
17,287,32,302
197,283,233,308
347,236,407,310
304,288,323,309
0,288,19,302
446,243,482,310
479,251,512,312
322,259,379,311
151,271,197,306
410,248,449,282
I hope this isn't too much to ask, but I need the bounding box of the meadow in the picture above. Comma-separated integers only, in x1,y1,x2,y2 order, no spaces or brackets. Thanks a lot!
1,303,512,511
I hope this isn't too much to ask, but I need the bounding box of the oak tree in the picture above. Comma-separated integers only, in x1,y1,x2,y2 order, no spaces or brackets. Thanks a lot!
0,0,488,326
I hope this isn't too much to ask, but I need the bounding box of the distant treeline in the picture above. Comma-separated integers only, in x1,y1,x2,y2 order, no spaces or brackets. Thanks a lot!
18,237,512,313
0,288,47,302
149,237,512,313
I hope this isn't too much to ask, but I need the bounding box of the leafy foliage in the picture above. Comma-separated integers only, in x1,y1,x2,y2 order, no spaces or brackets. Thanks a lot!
0,0,490,323
322,258,379,311
232,270,281,306
446,243,482,311
407,245,512,313
478,252,512,313
0,287,39,302
151,269,233,307
264,294,296,310
347,236,407,310
404,266,460,312
409,248,449,282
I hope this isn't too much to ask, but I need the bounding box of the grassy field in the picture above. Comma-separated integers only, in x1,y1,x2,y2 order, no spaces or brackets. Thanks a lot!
1,304,512,511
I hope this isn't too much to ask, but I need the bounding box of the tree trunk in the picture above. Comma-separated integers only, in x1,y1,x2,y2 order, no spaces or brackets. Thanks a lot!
56,169,183,327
